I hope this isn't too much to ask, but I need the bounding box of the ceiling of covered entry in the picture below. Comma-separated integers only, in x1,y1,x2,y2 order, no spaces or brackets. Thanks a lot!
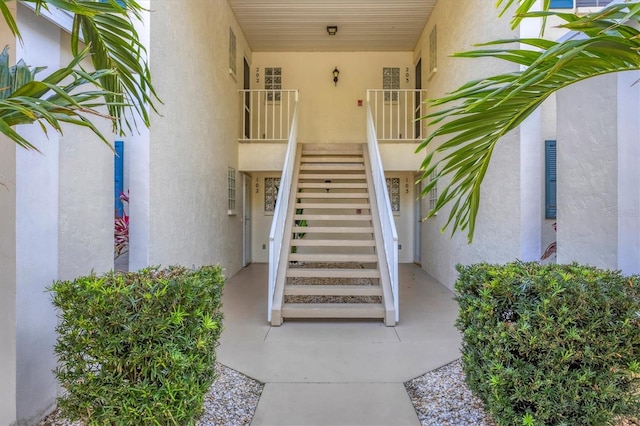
227,0,437,52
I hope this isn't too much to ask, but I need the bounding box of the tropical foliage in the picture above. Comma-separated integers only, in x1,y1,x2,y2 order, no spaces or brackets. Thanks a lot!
0,0,159,150
417,1,640,242
114,190,129,258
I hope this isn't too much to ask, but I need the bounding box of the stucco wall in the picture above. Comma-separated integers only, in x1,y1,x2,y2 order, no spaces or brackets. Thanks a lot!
0,6,17,425
57,31,115,281
617,71,640,274
148,0,250,276
14,6,61,424
251,51,414,145
0,137,17,426
556,74,618,268
127,2,151,271
416,0,521,289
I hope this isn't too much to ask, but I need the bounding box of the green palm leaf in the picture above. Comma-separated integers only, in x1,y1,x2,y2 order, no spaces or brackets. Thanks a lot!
417,2,640,243
0,46,120,150
1,0,159,141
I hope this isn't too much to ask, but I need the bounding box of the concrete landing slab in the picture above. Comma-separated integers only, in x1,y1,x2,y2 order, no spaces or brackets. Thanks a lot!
251,382,420,426
265,320,400,343
218,264,461,424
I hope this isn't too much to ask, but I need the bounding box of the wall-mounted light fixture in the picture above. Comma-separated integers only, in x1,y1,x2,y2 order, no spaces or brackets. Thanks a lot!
326,25,338,36
324,179,332,193
332,67,340,86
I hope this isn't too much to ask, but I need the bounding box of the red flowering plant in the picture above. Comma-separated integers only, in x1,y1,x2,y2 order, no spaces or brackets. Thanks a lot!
541,222,557,261
114,191,129,258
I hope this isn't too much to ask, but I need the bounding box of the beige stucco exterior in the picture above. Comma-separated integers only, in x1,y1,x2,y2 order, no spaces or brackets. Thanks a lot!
414,0,524,289
145,0,250,274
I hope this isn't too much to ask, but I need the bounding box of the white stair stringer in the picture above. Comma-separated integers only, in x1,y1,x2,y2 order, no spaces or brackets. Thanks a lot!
270,143,396,326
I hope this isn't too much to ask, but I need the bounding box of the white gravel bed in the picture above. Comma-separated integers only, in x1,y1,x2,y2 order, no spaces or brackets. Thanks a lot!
405,359,639,426
37,363,263,426
405,359,497,426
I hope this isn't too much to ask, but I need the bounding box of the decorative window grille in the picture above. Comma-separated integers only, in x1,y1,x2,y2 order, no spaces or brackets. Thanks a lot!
264,177,281,212
386,177,400,212
383,67,400,101
265,67,282,101
229,28,237,76
228,167,236,212
428,170,438,211
429,26,437,73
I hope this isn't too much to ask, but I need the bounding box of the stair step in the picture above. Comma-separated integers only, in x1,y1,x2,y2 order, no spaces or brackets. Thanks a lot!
289,253,378,262
282,303,385,319
292,226,373,233
296,202,370,210
300,164,365,171
284,285,382,296
290,239,375,247
302,149,363,156
298,173,366,180
298,182,368,189
295,214,373,221
301,156,363,163
287,268,380,278
295,192,368,199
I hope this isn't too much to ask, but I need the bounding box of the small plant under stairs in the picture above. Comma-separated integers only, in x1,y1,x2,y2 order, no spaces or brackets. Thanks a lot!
271,144,395,326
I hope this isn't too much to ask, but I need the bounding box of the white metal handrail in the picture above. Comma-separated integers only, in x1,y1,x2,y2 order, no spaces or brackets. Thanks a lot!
239,89,299,142
366,89,428,142
366,102,399,322
267,93,299,321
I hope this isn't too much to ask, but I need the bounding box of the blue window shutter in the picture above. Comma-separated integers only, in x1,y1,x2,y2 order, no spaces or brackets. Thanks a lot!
550,0,573,8
114,141,124,217
545,140,557,219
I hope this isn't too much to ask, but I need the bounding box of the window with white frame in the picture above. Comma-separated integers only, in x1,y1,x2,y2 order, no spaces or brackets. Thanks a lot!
265,67,282,101
428,170,438,211
228,166,236,213
229,28,237,76
383,67,400,101
429,26,437,74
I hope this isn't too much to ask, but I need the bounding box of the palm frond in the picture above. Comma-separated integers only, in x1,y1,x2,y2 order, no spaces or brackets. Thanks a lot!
5,0,159,138
417,4,640,243
0,46,120,150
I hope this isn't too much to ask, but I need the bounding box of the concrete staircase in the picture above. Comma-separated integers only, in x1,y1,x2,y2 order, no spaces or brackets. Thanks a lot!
271,144,395,326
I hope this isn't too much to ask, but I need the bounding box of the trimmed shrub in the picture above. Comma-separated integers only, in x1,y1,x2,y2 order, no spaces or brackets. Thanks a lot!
455,261,640,426
49,265,225,425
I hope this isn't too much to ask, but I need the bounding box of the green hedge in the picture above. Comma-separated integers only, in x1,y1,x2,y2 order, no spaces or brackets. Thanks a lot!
49,265,225,425
455,262,640,426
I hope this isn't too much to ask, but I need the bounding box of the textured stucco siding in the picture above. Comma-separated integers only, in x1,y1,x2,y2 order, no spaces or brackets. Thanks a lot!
57,30,115,281
0,6,18,425
148,0,250,276
617,71,640,274
14,6,61,425
416,0,521,289
556,75,618,268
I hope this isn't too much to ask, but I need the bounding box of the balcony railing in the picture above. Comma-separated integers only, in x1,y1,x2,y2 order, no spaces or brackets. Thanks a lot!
239,89,298,142
366,89,427,142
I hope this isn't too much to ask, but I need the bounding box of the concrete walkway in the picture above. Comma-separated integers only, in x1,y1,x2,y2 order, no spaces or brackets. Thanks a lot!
217,263,461,426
